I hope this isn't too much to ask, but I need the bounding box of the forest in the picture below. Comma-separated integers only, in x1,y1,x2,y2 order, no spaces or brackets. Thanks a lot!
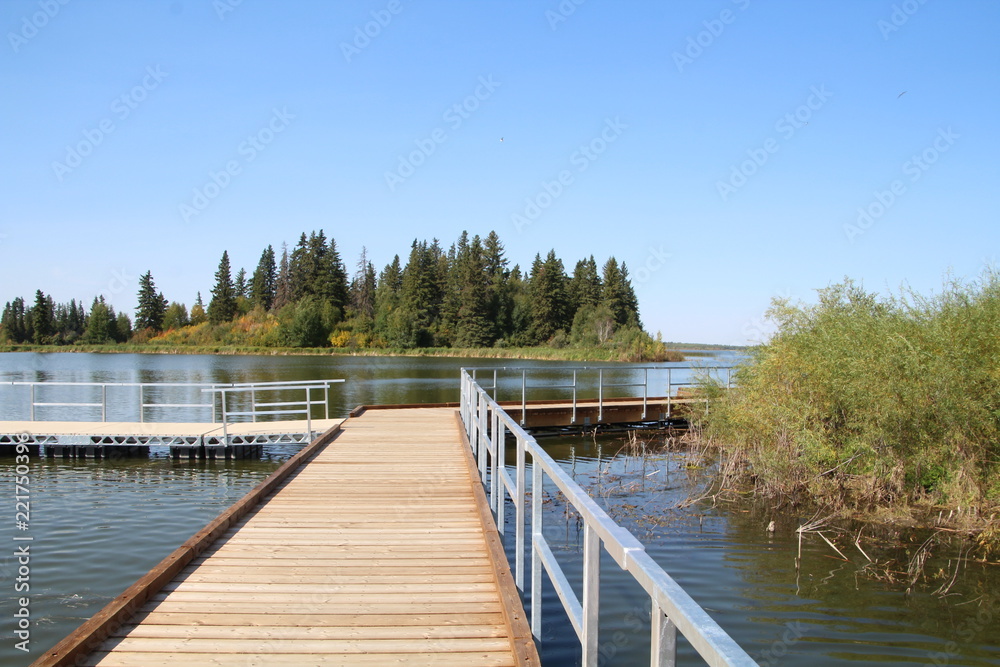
1,230,672,360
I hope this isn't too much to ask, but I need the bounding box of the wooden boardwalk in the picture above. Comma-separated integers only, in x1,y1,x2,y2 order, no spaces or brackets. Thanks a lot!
37,408,537,666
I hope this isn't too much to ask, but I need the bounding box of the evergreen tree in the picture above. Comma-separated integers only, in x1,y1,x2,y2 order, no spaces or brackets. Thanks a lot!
31,290,54,344
1,297,29,343
208,251,237,323
250,245,277,310
135,271,168,332
601,257,640,328
568,256,602,312
453,235,493,347
319,237,349,314
373,255,404,343
234,268,248,298
273,243,293,311
350,247,377,321
527,251,569,343
83,297,115,344
483,231,512,342
399,240,444,346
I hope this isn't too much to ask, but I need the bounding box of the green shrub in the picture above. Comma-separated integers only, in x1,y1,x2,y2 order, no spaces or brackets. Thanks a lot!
702,272,1000,513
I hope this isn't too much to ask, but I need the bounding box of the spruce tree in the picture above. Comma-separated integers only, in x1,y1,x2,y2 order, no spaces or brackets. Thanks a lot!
84,297,113,344
250,245,277,310
453,235,492,347
234,268,248,298
135,271,168,331
350,247,376,321
31,290,54,344
527,251,569,343
273,243,293,310
601,257,640,328
208,251,237,323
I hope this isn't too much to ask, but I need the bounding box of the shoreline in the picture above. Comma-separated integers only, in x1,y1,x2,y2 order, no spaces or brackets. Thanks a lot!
0,343,689,363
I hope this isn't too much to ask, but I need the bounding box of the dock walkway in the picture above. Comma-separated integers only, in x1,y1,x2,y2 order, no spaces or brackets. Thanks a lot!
38,407,536,666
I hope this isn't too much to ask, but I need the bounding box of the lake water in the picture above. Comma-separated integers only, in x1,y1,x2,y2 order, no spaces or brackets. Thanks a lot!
1,352,997,666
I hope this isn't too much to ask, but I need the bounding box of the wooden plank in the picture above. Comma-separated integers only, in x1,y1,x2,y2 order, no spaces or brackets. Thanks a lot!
84,651,515,666
95,636,515,653
112,624,509,639
129,612,507,627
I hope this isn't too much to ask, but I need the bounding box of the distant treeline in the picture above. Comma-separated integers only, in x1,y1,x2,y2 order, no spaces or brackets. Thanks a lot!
1,230,670,359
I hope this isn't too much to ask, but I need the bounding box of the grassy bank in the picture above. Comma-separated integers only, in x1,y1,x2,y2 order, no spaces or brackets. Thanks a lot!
694,274,1000,547
0,343,684,363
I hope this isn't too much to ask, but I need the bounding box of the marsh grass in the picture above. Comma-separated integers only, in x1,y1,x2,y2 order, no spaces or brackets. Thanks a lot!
693,272,1000,548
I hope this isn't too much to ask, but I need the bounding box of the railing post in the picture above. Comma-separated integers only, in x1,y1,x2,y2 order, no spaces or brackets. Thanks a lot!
306,386,312,438
491,407,500,516
493,369,498,401
642,368,648,420
651,604,678,667
496,414,505,536
478,391,487,483
515,432,526,590
251,387,257,422
139,384,145,423
29,384,35,421
667,368,672,418
221,389,229,446
102,385,107,422
520,369,527,427
324,382,330,419
572,369,577,424
598,368,604,423
531,458,543,639
582,523,601,667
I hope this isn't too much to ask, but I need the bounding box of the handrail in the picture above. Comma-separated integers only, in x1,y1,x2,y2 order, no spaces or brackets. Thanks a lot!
2,379,343,425
459,369,756,666
201,381,341,445
467,365,734,425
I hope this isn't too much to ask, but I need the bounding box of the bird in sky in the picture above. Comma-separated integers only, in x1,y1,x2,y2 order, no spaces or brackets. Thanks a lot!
898,91,907,98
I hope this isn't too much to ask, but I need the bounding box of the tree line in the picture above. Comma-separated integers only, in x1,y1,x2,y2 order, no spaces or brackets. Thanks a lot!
2,230,657,353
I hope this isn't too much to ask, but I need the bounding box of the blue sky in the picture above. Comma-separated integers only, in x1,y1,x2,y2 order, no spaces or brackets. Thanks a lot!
2,0,998,345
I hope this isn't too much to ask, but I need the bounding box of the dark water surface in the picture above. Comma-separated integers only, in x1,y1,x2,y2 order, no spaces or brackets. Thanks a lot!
1,352,997,666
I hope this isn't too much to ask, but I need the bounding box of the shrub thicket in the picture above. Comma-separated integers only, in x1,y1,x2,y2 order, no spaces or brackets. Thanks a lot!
700,273,1000,514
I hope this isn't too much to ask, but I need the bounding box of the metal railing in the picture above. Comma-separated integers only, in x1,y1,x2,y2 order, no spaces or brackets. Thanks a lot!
2,379,343,425
469,365,734,425
460,369,756,666
202,380,339,443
